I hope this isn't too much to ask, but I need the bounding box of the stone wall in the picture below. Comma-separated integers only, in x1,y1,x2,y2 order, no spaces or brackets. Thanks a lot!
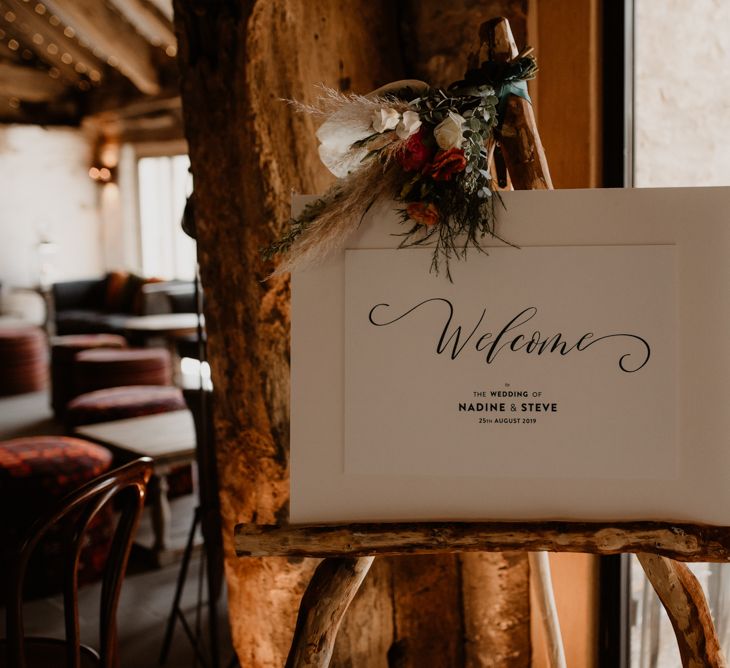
635,0,730,187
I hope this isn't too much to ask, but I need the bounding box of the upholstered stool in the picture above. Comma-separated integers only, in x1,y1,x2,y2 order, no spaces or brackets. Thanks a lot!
65,385,187,428
0,436,113,598
50,333,128,417
65,385,193,500
74,347,172,395
0,327,47,396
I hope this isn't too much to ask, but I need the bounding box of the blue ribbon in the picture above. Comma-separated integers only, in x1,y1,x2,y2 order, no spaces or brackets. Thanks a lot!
496,80,532,128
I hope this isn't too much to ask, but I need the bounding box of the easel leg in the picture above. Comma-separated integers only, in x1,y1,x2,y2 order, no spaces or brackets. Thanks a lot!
638,553,727,667
285,556,374,668
529,552,567,668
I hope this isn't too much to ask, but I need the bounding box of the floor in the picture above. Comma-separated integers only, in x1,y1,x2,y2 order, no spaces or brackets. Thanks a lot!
0,390,237,667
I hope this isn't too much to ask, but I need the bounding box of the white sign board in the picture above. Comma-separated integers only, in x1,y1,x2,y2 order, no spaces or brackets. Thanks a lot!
291,187,730,524
345,245,676,479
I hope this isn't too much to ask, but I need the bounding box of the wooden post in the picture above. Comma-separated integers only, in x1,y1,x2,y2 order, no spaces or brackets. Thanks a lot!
174,3,535,665
173,1,405,664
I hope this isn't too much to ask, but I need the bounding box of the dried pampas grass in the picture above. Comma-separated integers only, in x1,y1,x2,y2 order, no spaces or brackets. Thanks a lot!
268,158,403,276
285,84,412,119
266,86,419,276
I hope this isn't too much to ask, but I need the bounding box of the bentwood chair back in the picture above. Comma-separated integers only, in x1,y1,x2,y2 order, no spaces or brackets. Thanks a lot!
3,457,153,668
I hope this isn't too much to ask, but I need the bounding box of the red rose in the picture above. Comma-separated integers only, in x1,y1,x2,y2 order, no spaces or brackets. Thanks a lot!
406,202,439,227
396,128,433,172
428,148,467,181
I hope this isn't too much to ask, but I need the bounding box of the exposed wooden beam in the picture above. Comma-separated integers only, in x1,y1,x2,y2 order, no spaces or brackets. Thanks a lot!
108,0,176,49
0,0,105,84
0,94,79,123
42,0,160,95
0,35,19,62
108,93,180,119
0,60,66,101
146,0,172,22
82,76,179,119
84,91,183,143
118,122,184,144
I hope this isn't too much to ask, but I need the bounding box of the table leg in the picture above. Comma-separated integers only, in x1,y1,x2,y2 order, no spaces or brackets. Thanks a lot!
151,473,172,561
169,340,183,386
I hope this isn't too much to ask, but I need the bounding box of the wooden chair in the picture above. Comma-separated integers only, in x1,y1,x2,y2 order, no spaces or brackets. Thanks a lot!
2,457,153,668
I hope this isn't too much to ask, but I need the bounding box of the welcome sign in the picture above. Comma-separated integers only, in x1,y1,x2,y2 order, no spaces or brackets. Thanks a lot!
290,187,730,524
345,245,675,480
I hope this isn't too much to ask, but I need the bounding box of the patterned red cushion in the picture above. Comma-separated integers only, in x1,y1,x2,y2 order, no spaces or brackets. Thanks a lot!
74,348,172,393
51,334,128,415
0,327,48,396
0,436,114,598
66,385,186,427
51,333,127,364
0,436,112,488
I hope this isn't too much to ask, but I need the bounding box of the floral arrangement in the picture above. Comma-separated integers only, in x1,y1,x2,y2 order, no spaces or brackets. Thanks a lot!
264,52,538,278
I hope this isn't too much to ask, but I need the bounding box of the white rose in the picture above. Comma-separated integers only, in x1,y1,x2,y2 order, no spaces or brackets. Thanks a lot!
395,110,422,139
433,111,466,150
371,107,400,133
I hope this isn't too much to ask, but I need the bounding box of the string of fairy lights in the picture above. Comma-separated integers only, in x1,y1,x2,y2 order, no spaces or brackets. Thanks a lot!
0,0,176,112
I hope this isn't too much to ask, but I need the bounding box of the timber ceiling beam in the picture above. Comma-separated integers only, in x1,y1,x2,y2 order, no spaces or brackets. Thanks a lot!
0,0,105,85
0,95,79,123
0,36,19,62
108,0,176,51
42,0,161,95
108,92,180,119
0,60,66,101
145,0,172,22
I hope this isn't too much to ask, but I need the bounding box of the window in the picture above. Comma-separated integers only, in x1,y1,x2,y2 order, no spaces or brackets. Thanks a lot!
137,154,195,280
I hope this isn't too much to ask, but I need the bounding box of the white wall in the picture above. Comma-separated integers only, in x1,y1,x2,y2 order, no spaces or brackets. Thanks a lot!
0,124,103,290
636,0,730,187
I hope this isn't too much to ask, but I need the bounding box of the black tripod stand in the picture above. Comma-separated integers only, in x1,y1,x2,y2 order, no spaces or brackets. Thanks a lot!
157,411,229,666
159,196,238,668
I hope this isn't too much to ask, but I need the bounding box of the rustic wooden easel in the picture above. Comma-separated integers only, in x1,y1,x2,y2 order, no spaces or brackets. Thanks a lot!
236,18,728,668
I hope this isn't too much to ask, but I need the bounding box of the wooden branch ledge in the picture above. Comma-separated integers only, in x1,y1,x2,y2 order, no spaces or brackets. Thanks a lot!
235,520,730,562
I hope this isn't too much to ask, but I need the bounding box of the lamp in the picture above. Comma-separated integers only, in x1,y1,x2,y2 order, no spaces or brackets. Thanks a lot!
36,233,57,290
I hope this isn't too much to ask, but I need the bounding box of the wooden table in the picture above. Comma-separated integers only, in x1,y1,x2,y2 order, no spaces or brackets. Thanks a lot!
124,313,205,384
76,410,197,566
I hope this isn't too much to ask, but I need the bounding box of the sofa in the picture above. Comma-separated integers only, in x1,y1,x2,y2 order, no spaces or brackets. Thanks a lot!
52,272,196,336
